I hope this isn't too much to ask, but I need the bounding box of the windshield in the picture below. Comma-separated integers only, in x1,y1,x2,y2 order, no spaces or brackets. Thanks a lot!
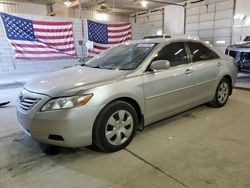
84,43,157,70
244,36,250,41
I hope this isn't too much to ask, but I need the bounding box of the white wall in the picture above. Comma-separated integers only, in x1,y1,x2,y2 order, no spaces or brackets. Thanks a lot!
130,9,164,37
131,23,159,40
50,3,129,23
52,2,70,17
78,10,129,22
0,0,47,16
164,5,185,34
232,0,250,43
129,5,185,40
185,0,234,52
51,3,129,22
234,0,249,16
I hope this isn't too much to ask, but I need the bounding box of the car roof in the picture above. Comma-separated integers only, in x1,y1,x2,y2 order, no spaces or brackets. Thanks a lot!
143,34,171,39
130,37,200,44
127,37,223,58
142,34,199,40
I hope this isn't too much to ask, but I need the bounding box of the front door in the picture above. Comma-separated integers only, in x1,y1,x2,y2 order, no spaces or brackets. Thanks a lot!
143,42,194,123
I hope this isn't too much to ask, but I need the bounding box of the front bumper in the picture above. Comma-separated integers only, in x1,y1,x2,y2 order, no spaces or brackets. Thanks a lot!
226,48,250,72
238,61,250,72
16,89,99,148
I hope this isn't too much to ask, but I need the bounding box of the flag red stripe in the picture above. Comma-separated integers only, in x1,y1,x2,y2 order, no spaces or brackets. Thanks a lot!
93,45,109,50
33,21,72,26
34,28,73,33
16,56,75,60
15,50,76,55
11,41,75,48
108,23,131,27
108,32,132,39
11,43,46,48
108,27,132,33
35,34,74,40
44,41,75,46
15,47,75,54
11,42,75,51
108,37,132,44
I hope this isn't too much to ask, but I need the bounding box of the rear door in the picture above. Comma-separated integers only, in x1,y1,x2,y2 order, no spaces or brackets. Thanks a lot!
143,42,194,123
186,42,221,105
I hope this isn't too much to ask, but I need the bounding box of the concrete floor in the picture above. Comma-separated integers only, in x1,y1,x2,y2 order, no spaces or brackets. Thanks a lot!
0,86,250,188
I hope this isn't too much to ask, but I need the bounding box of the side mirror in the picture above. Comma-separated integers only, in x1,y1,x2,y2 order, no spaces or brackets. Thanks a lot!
150,60,170,71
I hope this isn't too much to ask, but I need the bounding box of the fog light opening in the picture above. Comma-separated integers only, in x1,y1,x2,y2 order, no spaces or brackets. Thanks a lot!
48,135,64,141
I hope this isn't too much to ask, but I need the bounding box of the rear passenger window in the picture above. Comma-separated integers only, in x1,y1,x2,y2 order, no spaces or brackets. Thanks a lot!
152,42,188,67
187,42,219,62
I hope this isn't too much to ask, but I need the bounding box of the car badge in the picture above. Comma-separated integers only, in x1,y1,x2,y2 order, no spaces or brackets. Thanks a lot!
19,93,23,101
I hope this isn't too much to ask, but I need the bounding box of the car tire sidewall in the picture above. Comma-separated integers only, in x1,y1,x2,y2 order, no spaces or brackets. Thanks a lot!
93,101,138,152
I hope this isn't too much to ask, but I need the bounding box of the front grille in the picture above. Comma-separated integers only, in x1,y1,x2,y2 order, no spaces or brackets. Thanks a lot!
228,50,237,58
227,49,250,61
18,97,40,112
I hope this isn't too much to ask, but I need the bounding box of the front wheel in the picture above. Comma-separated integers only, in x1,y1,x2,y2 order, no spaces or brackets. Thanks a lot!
93,100,138,152
209,78,230,107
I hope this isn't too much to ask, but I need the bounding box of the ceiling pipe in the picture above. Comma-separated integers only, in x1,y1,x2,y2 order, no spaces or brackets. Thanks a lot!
69,0,146,12
181,0,205,4
146,0,185,7
190,0,205,4
0,1,16,5
130,7,164,18
78,0,82,18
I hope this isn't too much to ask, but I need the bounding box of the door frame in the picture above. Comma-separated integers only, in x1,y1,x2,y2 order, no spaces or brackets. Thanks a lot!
142,40,192,73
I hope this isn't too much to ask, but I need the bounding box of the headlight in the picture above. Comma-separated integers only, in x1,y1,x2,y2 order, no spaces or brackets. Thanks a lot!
41,94,93,112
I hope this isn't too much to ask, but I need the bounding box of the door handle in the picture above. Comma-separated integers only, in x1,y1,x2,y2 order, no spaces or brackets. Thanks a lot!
185,68,193,74
217,62,222,66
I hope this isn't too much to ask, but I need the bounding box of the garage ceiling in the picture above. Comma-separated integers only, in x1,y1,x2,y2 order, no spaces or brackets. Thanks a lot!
3,0,186,13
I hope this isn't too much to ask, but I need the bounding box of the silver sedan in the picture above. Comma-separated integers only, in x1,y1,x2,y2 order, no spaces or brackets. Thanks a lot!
16,38,237,152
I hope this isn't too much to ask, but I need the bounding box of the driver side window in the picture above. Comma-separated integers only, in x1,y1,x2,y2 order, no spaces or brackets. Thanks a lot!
152,42,188,67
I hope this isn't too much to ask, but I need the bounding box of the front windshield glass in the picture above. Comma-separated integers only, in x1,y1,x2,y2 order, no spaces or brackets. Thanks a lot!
84,43,157,70
244,36,250,41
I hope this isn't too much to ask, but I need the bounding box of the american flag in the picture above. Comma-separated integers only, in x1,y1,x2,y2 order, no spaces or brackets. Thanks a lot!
87,20,132,57
0,13,77,60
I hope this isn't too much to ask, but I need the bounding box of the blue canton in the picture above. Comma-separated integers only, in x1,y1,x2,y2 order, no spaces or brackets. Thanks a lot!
0,13,35,41
87,20,108,44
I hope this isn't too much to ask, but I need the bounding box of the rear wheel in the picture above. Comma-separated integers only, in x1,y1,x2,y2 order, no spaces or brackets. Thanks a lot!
93,100,138,152
209,78,230,107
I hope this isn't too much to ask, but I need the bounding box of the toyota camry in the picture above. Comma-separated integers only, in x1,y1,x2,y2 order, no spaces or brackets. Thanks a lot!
16,37,237,152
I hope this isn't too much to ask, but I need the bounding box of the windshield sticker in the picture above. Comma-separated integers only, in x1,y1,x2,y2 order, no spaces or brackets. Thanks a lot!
137,44,155,48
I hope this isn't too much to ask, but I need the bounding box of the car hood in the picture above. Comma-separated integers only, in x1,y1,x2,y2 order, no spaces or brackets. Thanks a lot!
229,41,250,49
24,66,128,97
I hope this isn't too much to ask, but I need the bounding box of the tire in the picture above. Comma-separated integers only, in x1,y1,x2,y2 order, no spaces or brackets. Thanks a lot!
209,78,231,108
93,100,138,152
